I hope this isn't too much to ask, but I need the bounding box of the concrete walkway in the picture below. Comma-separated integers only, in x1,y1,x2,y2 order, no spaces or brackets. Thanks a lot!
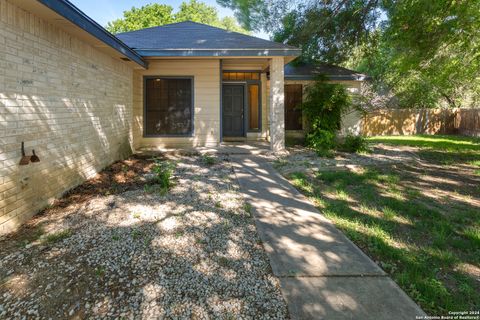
231,155,426,320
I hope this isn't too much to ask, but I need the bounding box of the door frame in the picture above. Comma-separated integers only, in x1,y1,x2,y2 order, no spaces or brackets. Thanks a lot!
222,83,247,138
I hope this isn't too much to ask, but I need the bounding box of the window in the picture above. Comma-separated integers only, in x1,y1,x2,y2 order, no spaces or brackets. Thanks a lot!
222,72,260,81
285,84,303,130
144,77,193,136
248,84,260,130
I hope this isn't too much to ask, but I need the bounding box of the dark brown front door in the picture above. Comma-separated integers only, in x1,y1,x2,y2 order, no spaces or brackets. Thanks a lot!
222,84,245,137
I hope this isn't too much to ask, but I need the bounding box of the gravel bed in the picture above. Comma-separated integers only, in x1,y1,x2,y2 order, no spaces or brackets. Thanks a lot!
0,155,288,319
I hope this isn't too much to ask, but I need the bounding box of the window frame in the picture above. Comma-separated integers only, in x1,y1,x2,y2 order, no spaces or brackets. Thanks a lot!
143,76,195,138
221,70,262,133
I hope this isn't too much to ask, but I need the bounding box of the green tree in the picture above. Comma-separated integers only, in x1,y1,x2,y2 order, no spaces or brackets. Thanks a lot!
106,4,174,34
218,0,381,64
175,0,218,25
348,0,480,108
107,0,249,34
219,0,480,109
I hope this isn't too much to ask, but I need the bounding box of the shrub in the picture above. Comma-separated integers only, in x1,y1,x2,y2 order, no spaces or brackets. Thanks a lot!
306,129,336,156
151,159,175,190
301,76,353,154
338,134,369,153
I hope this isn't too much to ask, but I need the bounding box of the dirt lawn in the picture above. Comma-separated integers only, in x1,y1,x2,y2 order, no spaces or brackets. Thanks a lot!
275,135,480,315
0,154,288,319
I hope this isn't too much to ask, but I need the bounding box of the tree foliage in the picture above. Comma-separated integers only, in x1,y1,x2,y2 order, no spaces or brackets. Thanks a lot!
107,0,248,34
218,0,480,109
301,77,353,154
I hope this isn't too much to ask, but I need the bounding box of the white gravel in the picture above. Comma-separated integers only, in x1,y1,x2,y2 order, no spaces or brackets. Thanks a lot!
0,155,288,319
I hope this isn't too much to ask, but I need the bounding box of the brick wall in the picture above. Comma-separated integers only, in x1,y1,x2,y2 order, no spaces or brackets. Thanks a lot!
0,0,134,235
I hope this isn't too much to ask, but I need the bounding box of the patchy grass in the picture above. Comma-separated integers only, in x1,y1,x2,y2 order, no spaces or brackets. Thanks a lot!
288,168,479,314
368,135,480,165
282,135,480,315
368,135,480,151
43,229,72,244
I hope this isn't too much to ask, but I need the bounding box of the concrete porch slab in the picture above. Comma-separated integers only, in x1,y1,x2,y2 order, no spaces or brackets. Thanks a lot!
137,141,272,156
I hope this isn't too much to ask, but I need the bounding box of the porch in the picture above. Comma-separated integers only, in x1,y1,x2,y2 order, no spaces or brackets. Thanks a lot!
132,57,290,153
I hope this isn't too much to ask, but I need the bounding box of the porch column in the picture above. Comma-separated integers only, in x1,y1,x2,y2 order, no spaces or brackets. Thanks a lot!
269,57,285,152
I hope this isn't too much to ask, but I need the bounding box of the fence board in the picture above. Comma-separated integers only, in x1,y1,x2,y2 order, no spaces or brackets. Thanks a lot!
361,108,480,136
455,108,480,137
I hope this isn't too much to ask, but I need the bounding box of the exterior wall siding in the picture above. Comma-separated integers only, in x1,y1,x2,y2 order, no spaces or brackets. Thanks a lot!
0,0,134,235
133,59,220,149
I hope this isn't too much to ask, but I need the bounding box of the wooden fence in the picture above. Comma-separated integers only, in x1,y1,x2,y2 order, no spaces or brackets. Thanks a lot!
455,108,480,137
361,108,480,136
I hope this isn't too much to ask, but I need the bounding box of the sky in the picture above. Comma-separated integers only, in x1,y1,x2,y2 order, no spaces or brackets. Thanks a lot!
70,0,269,39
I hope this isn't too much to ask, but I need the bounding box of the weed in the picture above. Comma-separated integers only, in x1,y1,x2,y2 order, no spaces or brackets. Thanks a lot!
273,159,288,169
144,184,154,193
200,154,216,165
132,212,141,219
175,231,184,238
43,229,72,244
243,203,252,215
382,207,396,220
150,159,176,190
131,229,143,240
217,256,232,268
95,266,106,277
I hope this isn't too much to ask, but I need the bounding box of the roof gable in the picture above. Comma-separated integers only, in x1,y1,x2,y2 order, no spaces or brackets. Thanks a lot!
116,21,301,57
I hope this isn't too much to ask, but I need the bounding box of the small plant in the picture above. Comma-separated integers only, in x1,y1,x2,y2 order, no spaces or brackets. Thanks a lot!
273,159,288,169
132,212,141,219
382,207,396,220
131,229,143,240
175,231,184,238
217,256,232,268
43,229,72,244
200,154,216,165
243,203,252,215
150,159,175,190
95,266,106,277
338,134,369,153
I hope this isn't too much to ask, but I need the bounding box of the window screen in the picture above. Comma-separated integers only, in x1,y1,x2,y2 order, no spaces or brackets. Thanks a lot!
145,78,193,136
285,84,303,130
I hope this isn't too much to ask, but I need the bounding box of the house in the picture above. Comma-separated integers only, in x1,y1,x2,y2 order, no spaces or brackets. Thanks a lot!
0,0,365,234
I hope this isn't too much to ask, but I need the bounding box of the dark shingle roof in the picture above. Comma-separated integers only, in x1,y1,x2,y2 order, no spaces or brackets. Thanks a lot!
116,21,301,57
285,62,368,81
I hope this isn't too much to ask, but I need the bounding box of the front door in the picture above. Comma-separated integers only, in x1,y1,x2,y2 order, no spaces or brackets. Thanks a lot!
222,84,244,137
